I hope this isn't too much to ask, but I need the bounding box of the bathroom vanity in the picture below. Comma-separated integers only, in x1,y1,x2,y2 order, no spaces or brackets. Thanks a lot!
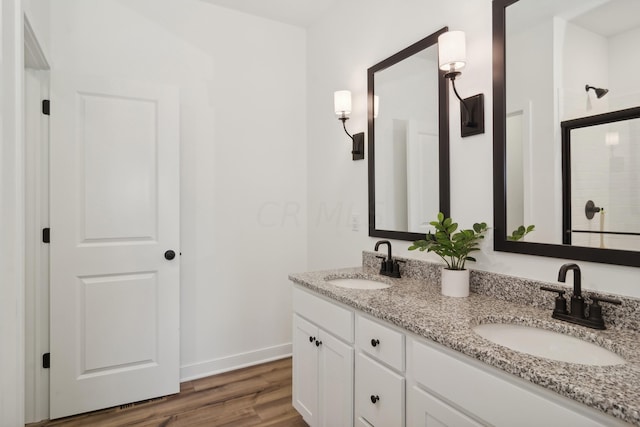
290,253,640,426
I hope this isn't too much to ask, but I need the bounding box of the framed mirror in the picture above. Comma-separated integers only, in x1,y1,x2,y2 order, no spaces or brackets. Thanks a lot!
368,27,450,241
493,0,640,266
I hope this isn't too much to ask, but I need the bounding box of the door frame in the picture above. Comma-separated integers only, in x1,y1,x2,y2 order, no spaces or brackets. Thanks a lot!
24,14,51,423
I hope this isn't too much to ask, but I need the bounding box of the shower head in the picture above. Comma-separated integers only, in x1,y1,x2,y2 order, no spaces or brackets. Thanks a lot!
585,84,609,99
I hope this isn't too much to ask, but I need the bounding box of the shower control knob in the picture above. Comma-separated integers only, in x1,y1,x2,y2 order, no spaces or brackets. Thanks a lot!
164,250,176,260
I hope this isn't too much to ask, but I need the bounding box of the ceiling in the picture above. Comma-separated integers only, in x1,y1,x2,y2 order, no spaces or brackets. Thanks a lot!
508,0,640,39
570,0,640,37
200,0,339,28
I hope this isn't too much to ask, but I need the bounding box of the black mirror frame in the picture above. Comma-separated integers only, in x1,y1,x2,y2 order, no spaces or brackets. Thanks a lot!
492,0,640,267
368,27,450,241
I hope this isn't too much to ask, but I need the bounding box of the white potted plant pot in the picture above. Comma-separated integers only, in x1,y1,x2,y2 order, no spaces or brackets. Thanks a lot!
441,268,469,297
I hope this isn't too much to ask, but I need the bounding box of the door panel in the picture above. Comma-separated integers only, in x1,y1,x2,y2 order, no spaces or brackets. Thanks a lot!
50,74,180,419
81,93,158,242
81,273,157,372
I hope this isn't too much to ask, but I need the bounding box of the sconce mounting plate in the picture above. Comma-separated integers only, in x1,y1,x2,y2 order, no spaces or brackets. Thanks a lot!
352,132,365,160
460,93,485,137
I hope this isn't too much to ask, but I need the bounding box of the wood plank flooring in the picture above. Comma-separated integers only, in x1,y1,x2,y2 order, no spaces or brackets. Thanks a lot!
29,357,307,427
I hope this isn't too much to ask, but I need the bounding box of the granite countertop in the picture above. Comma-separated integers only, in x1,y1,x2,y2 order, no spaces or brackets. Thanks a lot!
289,265,640,426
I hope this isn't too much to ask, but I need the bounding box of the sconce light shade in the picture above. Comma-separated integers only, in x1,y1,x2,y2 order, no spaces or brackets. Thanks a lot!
334,90,352,116
438,30,466,72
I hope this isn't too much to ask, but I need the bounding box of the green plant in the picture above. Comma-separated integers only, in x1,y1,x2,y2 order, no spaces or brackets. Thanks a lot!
507,224,535,241
408,212,488,270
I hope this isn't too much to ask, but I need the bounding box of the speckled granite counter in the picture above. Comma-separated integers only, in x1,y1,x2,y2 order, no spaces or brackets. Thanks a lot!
289,253,640,426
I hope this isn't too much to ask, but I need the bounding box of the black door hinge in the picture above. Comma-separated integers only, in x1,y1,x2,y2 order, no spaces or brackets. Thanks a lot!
43,353,50,369
42,228,50,243
42,100,50,116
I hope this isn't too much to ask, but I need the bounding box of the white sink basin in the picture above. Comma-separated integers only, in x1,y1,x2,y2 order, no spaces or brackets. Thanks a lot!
327,278,390,290
473,323,625,366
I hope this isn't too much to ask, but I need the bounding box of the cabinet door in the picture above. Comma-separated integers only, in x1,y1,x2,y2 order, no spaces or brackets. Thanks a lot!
293,314,319,426
407,386,484,427
318,330,354,427
356,353,404,427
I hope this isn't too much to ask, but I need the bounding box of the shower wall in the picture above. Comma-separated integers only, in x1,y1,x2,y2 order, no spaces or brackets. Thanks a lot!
559,21,640,250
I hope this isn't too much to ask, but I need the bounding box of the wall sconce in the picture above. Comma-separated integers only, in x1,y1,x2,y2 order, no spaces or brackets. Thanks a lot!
438,30,485,137
334,90,365,160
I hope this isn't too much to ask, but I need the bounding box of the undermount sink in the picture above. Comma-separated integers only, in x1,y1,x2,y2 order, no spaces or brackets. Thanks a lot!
473,323,625,366
326,277,391,290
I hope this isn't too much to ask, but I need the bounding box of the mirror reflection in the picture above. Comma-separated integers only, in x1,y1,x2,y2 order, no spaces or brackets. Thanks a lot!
504,0,640,251
368,28,450,241
562,108,640,251
375,48,440,233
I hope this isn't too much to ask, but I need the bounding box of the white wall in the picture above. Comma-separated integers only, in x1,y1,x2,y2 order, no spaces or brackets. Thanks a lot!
307,0,640,297
609,26,640,110
559,19,609,120
49,0,307,381
307,0,491,270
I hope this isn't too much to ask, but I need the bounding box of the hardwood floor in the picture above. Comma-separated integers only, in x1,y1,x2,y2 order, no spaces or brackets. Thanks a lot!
29,358,307,427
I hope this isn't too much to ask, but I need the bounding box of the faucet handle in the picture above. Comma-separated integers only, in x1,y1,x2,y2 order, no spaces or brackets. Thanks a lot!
540,286,566,296
391,259,406,278
376,256,387,274
540,286,568,316
587,296,621,329
590,295,622,306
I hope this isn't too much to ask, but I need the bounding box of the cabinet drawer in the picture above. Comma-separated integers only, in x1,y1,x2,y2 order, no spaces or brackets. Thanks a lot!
356,315,404,371
356,353,404,427
293,286,354,343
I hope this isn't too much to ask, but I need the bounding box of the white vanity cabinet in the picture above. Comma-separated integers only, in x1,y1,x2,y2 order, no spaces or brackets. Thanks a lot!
292,284,631,427
355,314,406,427
407,337,631,427
292,287,354,427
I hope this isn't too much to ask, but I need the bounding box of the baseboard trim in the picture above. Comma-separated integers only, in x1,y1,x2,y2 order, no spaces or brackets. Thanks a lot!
179,343,292,382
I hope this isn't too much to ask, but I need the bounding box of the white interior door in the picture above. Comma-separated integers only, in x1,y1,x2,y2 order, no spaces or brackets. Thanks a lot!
406,120,439,233
49,74,180,419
